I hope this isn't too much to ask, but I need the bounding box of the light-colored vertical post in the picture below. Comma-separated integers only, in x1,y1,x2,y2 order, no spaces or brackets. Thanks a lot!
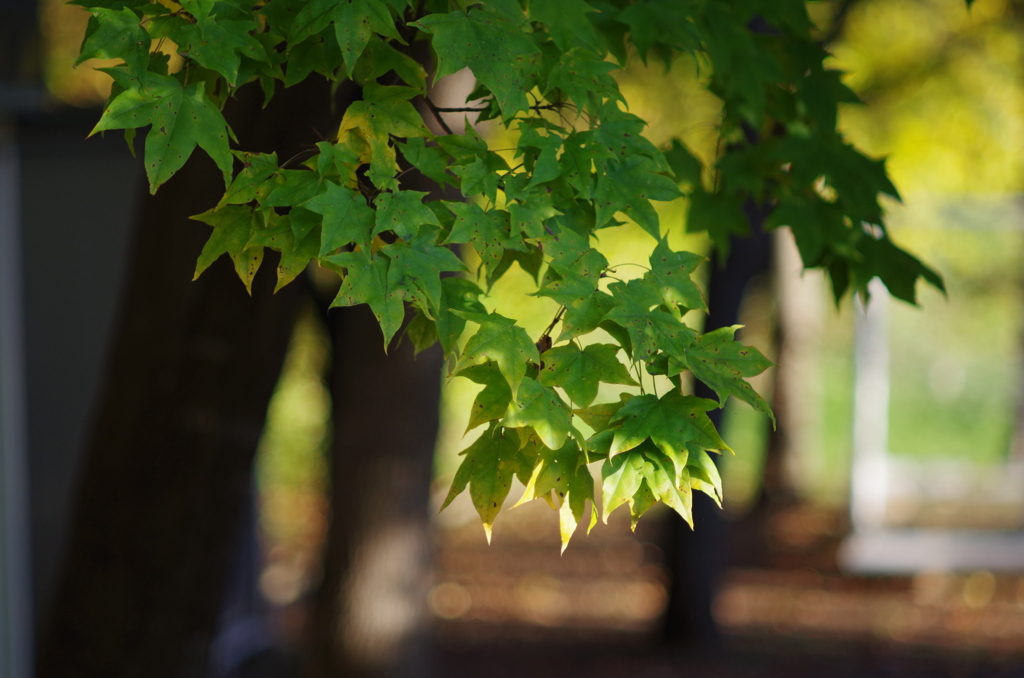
0,121,33,678
851,277,890,529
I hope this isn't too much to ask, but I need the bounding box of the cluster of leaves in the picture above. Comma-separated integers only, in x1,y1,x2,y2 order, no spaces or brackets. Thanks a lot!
78,0,942,549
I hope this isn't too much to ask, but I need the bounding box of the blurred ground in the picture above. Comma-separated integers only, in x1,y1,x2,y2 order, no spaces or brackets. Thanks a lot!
425,499,1024,678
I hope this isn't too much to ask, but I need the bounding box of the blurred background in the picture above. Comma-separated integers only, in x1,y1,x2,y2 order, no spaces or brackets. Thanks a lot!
6,0,1024,677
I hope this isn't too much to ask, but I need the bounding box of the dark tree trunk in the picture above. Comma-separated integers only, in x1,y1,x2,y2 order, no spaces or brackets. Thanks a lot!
38,77,348,677
306,306,441,678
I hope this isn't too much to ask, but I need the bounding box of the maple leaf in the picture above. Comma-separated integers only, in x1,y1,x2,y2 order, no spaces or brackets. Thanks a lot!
530,0,601,54
91,72,232,192
646,238,706,312
413,7,540,118
441,422,519,543
535,272,615,343
601,450,645,522
681,326,775,422
443,202,516,279
382,229,466,316
536,226,608,285
457,361,512,433
178,17,268,85
514,439,596,551
336,84,428,190
436,277,486,356
325,250,405,349
372,190,440,241
77,7,150,79
191,205,263,294
455,312,539,398
538,343,636,408
604,278,663,362
609,390,729,459
502,377,573,450
220,152,278,207
594,155,682,238
302,181,374,256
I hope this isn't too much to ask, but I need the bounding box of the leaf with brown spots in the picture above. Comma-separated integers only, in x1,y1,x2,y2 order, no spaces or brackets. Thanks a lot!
191,205,263,294
91,72,233,193
456,361,512,433
325,249,405,349
441,422,520,543
682,325,775,424
538,343,636,408
449,311,536,397
372,190,440,241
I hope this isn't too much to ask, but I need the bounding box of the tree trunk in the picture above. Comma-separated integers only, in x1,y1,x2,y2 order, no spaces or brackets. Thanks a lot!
38,77,348,677
305,306,441,678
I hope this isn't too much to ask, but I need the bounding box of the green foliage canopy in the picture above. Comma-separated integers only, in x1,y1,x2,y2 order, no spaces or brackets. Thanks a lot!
77,0,943,549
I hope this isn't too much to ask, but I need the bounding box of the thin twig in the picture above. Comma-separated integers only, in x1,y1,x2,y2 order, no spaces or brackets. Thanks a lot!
539,306,566,341
424,97,455,135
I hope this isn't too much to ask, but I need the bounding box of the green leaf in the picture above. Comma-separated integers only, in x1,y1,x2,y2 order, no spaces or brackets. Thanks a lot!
535,272,616,343
443,202,515,278
457,361,513,433
545,47,621,113
530,0,600,53
508,193,560,239
681,326,774,422
179,17,268,85
502,377,573,450
647,238,706,311
326,250,405,349
358,36,427,90
601,449,645,522
260,169,321,207
413,8,540,117
686,189,749,260
573,394,630,434
77,7,150,79
517,123,562,188
441,423,520,542
398,138,455,188
664,138,703,188
302,181,374,256
382,229,466,315
456,312,539,398
372,190,441,241
629,478,658,530
337,86,429,189
191,205,263,293
405,310,438,355
437,277,487,356
91,72,232,192
642,445,692,526
275,224,320,292
536,226,608,285
539,343,636,407
220,152,278,206
333,0,401,75
604,278,663,362
686,448,723,506
609,390,729,458
594,155,682,237
513,438,595,551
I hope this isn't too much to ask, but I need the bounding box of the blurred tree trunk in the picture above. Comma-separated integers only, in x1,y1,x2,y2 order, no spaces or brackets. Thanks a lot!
305,306,440,678
37,78,348,677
